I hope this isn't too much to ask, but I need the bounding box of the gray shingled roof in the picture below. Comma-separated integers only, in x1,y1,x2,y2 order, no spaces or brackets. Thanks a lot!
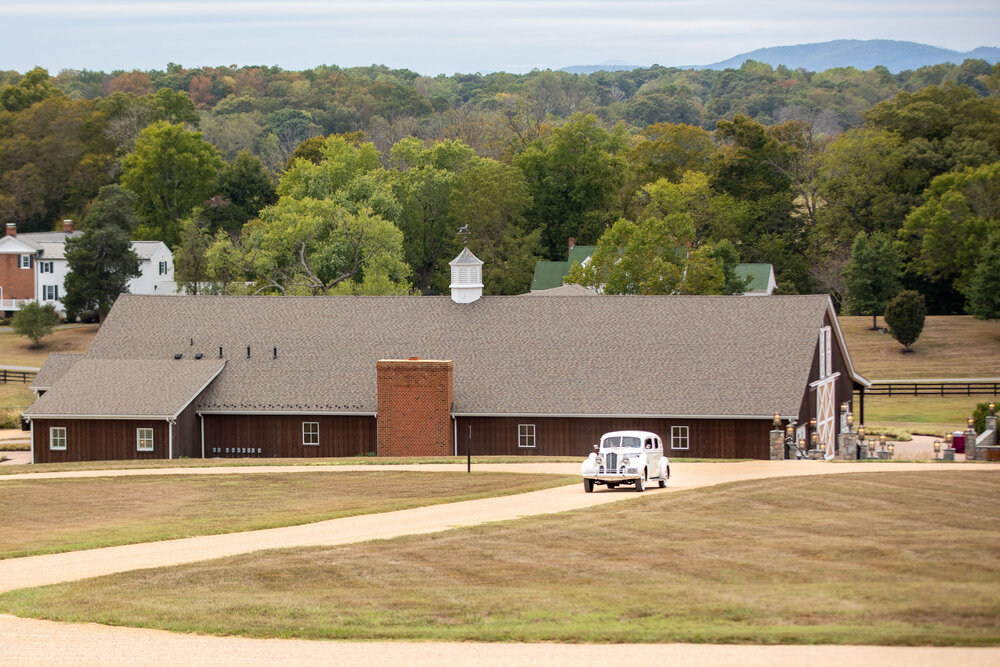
522,284,597,297
53,293,861,419
24,359,225,419
30,353,83,391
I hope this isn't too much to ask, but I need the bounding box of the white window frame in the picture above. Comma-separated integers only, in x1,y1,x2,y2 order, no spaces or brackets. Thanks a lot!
302,421,319,446
43,285,59,301
19,254,31,269
50,426,67,450
517,423,536,448
39,260,53,273
136,427,154,452
670,425,690,450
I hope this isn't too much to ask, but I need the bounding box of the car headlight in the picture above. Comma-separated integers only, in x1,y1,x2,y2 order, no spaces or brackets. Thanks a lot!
621,455,631,466
596,455,604,466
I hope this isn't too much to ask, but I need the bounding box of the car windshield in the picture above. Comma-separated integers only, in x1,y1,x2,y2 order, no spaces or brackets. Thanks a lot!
603,436,641,448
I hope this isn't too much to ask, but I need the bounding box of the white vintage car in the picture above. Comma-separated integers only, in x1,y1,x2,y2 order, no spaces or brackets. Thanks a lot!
581,430,670,492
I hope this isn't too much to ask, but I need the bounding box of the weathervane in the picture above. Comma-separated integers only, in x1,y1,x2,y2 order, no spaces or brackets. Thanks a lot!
457,224,470,245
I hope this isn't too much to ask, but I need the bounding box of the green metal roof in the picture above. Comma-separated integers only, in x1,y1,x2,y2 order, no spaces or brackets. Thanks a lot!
735,263,773,293
530,245,596,291
530,261,569,291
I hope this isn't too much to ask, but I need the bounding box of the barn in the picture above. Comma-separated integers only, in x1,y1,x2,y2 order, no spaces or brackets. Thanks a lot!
25,250,868,463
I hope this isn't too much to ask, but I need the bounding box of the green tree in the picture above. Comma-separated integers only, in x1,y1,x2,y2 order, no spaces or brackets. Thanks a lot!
516,114,630,258
62,186,142,321
450,156,541,295
884,290,927,352
201,150,277,234
206,197,410,295
11,302,60,348
965,232,1000,319
898,161,1000,296
0,67,63,112
567,213,722,295
120,121,225,247
174,212,215,295
842,231,902,329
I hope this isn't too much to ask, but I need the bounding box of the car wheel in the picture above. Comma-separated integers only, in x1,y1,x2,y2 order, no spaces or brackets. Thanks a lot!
635,475,644,492
583,478,594,493
659,478,667,488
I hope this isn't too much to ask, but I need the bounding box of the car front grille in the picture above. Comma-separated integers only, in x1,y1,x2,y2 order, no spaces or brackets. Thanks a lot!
605,452,618,470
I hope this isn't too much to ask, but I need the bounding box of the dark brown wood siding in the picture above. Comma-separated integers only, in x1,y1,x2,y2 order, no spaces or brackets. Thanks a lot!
455,416,772,459
173,399,202,459
202,414,377,458
32,419,169,463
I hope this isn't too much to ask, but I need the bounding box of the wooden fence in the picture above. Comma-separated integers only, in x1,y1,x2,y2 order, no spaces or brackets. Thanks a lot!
0,369,36,384
865,379,1000,397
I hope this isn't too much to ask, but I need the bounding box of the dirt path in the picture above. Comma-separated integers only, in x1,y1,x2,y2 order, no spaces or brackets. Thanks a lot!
2,460,998,665
3,613,998,667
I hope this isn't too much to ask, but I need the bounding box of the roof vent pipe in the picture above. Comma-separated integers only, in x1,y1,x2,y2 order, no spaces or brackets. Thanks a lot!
246,346,251,359
190,338,194,346
273,346,277,359
219,346,223,358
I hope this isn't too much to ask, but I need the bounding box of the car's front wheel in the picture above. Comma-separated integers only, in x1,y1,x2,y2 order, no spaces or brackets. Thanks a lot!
583,478,594,493
659,478,667,488
635,475,645,492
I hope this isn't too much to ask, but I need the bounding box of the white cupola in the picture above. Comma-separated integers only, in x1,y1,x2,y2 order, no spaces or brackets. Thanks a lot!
449,246,484,303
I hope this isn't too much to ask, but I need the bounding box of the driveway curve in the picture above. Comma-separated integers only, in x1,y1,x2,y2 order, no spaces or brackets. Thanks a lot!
2,460,998,666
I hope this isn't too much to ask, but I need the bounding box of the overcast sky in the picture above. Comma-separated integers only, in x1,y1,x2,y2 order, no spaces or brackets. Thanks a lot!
2,1,998,75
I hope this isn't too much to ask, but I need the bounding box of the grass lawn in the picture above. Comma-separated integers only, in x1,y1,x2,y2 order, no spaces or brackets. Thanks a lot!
840,316,1000,435
3,471,997,645
0,324,97,369
0,470,574,559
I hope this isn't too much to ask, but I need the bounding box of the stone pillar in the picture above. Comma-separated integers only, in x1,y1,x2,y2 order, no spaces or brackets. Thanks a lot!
942,447,955,461
376,358,453,457
966,428,978,461
837,432,857,460
769,430,784,460
858,440,869,459
985,415,998,445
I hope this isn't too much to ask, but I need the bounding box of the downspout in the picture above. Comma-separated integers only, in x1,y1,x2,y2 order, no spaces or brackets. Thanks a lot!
168,419,175,459
453,416,458,457
200,413,205,459
29,418,34,465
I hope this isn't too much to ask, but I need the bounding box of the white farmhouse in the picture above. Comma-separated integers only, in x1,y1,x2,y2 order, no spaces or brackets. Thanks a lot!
0,221,177,316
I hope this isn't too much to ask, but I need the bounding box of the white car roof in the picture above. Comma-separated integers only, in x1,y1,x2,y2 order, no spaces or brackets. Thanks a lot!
601,430,661,440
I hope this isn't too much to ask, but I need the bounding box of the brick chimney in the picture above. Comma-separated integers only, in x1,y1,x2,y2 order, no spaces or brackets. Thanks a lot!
5,223,16,237
62,220,74,233
568,237,575,252
376,359,454,456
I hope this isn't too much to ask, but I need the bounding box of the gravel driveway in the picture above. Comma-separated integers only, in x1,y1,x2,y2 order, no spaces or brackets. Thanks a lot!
2,460,998,666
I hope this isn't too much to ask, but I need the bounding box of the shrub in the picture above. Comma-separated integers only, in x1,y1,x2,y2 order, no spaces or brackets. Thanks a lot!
884,290,926,352
11,302,60,348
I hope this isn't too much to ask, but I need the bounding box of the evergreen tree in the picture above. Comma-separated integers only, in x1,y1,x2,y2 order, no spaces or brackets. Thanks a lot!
842,231,901,329
62,186,141,321
884,290,927,352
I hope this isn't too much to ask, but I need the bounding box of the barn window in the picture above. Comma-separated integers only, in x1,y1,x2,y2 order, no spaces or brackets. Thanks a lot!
302,421,319,446
50,427,67,450
670,426,689,450
136,428,154,451
518,423,536,448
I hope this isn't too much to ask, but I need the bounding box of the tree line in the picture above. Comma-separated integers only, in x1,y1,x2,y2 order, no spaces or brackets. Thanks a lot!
1,60,998,318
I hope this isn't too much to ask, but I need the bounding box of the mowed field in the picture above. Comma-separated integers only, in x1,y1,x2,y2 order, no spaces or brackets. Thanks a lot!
0,324,98,410
839,316,1000,435
0,470,574,559
3,471,997,645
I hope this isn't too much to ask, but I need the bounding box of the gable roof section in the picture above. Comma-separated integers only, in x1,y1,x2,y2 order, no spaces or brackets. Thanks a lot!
30,353,83,391
736,263,774,293
529,245,597,291
24,359,225,419
0,235,38,254
68,294,858,419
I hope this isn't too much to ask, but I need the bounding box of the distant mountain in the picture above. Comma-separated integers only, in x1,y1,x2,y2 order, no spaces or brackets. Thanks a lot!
698,39,1000,73
559,61,641,74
